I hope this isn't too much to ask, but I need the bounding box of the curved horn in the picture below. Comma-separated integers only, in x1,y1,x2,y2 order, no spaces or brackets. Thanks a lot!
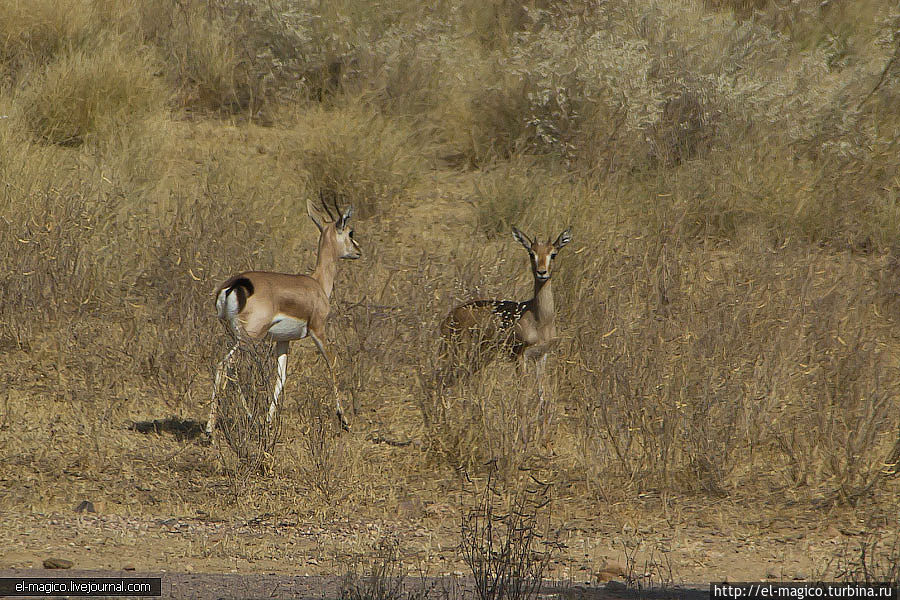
330,193,343,224
307,197,324,232
319,189,337,222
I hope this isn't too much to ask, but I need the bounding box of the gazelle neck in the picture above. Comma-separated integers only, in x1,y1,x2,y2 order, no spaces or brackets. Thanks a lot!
311,229,338,298
531,277,555,325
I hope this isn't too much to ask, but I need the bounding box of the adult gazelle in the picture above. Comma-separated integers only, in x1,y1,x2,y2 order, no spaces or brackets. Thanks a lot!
206,193,361,435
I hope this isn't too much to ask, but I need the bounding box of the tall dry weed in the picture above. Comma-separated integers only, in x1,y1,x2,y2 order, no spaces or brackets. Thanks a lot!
563,228,899,500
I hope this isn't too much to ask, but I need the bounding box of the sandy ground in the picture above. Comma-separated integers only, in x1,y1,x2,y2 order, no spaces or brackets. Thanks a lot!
0,501,873,594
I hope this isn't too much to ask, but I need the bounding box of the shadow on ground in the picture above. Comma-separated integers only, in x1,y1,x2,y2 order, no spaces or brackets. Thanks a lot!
130,417,206,442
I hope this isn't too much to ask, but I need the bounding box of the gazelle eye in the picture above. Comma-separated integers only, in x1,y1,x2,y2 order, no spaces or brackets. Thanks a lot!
349,230,354,239
550,252,558,259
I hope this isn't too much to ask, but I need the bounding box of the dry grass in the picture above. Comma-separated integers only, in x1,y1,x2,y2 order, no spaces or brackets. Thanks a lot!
1,0,899,581
285,103,429,218
17,39,166,146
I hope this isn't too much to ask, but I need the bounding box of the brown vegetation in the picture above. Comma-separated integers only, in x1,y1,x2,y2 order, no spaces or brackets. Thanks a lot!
1,0,899,581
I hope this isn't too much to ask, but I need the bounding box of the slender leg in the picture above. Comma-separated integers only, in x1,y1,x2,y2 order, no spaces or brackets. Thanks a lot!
513,355,531,446
536,353,548,405
535,353,551,443
523,342,553,406
207,342,239,435
268,340,290,424
309,330,350,431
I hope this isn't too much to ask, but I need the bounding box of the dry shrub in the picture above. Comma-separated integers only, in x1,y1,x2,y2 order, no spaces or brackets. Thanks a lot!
835,530,900,584
461,66,536,165
445,35,611,166
0,162,129,347
363,19,454,120
340,537,409,600
136,0,380,113
359,8,625,167
460,467,561,600
16,39,165,146
146,0,431,110
168,8,254,112
0,0,100,85
469,161,585,238
421,344,555,476
0,189,102,319
282,366,360,506
625,77,900,250
416,240,568,475
455,0,535,51
432,6,738,171
213,338,282,485
618,535,675,590
0,108,279,414
329,297,415,424
139,0,263,113
286,104,426,218
787,130,900,251
704,0,893,49
565,228,900,500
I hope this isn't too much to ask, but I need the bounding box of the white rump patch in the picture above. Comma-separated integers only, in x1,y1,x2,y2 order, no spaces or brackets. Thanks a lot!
216,288,243,335
267,315,308,341
216,288,240,319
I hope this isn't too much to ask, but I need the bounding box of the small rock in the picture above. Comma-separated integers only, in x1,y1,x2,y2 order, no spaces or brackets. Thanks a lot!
606,580,627,592
123,564,136,571
43,558,73,569
792,573,807,581
74,500,95,513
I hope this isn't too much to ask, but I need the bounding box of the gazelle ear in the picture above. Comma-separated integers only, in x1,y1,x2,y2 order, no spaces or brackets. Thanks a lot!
553,227,572,250
307,198,324,232
337,205,353,231
512,227,532,250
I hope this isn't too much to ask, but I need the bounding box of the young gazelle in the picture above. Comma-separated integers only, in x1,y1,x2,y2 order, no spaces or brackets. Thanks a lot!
206,194,361,435
439,227,572,398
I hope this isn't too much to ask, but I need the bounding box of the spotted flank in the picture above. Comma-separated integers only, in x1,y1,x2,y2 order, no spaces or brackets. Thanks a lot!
471,300,528,328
